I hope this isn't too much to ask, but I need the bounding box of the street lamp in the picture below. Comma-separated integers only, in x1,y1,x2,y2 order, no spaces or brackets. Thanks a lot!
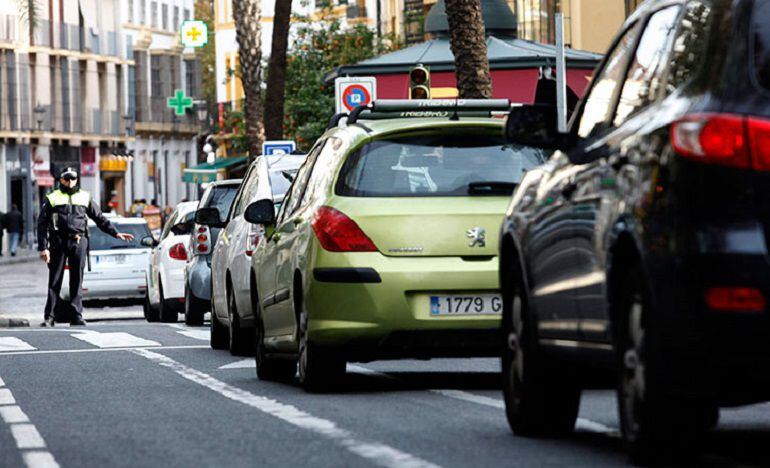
34,104,46,131
194,100,208,127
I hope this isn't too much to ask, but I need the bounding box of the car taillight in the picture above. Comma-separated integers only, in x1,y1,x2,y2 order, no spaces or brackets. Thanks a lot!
671,113,770,170
192,224,211,255
311,206,377,252
705,286,765,313
245,224,263,257
169,243,188,261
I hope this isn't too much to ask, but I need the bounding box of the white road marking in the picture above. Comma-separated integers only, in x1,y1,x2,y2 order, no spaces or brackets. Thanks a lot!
349,365,619,437
176,330,210,341
0,388,16,404
218,359,254,370
132,349,442,468
0,375,5,386
11,424,47,449
71,331,160,348
23,452,60,468
0,337,37,352
0,406,30,423
0,345,208,357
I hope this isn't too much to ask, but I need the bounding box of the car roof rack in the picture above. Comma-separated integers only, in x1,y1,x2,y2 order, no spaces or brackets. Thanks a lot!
345,99,514,126
327,112,349,130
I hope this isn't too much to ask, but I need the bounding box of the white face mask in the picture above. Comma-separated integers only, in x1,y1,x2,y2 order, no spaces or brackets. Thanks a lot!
60,178,77,188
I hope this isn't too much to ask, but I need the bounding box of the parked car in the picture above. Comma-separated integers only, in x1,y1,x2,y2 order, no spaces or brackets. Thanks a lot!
246,100,548,390
144,201,198,323
499,0,770,460
61,217,153,301
183,179,242,325
199,154,304,354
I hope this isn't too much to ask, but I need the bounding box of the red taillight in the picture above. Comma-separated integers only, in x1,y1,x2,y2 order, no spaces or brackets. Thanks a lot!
245,224,263,256
192,224,211,256
705,287,765,313
671,113,770,170
168,243,188,261
64,264,69,270
311,206,377,252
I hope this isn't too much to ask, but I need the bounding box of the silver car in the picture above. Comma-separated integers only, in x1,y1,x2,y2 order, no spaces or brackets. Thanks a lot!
207,154,304,354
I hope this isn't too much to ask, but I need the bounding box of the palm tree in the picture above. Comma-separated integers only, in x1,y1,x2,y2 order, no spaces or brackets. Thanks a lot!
232,0,264,159
444,0,492,98
264,0,293,140
15,0,39,43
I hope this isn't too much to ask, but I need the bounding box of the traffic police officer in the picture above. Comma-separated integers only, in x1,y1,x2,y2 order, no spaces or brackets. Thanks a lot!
37,167,134,326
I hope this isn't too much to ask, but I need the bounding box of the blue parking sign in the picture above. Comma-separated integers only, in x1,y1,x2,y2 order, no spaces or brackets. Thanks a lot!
262,140,296,156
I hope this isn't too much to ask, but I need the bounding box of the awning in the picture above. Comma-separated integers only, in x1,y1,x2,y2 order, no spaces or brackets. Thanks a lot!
182,156,248,183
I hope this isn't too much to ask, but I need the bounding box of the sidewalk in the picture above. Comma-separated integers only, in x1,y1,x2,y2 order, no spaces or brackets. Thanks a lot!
0,248,38,266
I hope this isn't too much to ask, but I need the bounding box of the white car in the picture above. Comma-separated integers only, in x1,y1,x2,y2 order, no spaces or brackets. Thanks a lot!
144,201,199,323
61,217,153,301
208,154,304,354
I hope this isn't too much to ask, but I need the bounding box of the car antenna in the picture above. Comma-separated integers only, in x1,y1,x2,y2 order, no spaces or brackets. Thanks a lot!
449,98,460,121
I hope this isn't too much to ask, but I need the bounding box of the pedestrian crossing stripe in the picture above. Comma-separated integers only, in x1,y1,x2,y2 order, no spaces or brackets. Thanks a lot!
0,337,36,352
71,331,160,348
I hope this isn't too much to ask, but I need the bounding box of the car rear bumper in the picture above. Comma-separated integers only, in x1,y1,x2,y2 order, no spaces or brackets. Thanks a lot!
306,252,501,360
186,256,212,300
61,275,147,300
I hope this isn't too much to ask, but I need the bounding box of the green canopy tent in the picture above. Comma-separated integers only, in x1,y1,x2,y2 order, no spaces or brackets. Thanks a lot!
182,157,248,184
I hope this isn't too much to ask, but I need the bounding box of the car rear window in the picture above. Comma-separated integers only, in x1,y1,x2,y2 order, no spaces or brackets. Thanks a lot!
753,0,770,91
89,223,152,250
269,168,297,198
206,186,238,223
336,131,548,197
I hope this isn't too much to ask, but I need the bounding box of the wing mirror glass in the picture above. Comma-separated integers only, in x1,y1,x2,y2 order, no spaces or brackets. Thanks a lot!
140,235,158,247
505,104,564,150
244,199,276,225
195,207,225,228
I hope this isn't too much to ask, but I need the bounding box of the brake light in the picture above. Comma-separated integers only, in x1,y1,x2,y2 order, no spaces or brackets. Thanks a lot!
168,243,188,261
671,113,770,170
705,287,765,313
192,224,211,255
311,206,377,252
245,223,263,256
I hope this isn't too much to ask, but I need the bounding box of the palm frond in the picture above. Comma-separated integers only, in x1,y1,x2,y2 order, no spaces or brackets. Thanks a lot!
14,0,40,28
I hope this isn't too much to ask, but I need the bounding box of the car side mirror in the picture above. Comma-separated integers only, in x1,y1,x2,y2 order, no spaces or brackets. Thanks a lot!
140,236,158,247
244,199,276,225
505,104,565,150
195,207,225,228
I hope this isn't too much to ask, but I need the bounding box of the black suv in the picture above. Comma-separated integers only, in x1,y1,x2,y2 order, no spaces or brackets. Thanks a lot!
499,0,770,459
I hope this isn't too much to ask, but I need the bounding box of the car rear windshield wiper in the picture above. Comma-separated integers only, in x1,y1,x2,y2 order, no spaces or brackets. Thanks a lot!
467,181,518,196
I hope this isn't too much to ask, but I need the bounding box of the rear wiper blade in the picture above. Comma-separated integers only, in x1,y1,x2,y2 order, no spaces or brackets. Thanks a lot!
281,170,295,183
109,245,135,249
467,181,518,196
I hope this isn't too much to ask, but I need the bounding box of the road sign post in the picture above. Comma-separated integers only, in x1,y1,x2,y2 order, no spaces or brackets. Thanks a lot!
335,77,377,114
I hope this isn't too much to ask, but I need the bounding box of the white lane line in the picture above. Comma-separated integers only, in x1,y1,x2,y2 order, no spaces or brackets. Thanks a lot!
176,330,210,341
0,388,16,404
23,452,60,468
132,349,441,468
0,406,30,423
11,424,47,449
0,345,208,357
0,337,37,352
71,331,160,348
348,365,619,437
0,375,5,386
218,359,254,370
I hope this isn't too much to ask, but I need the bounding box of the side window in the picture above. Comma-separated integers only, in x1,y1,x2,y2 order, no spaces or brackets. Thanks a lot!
577,23,642,138
160,209,179,240
614,6,681,124
301,137,342,206
279,141,326,221
665,1,712,94
233,167,259,217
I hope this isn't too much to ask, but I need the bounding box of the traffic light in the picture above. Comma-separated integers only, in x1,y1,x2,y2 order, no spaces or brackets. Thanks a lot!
409,64,430,100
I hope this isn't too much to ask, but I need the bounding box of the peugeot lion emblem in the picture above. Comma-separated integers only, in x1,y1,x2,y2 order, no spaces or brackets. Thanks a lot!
467,227,486,248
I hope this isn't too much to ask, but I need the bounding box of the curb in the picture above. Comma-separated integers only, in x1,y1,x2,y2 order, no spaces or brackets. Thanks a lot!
0,256,38,267
0,317,31,328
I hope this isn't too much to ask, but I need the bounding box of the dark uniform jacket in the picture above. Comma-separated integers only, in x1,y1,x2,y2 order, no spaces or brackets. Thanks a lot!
37,186,119,251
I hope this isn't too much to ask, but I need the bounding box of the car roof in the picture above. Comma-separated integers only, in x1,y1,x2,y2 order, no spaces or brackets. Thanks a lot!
264,154,306,171
176,201,199,214
208,178,243,187
337,116,506,142
88,216,148,226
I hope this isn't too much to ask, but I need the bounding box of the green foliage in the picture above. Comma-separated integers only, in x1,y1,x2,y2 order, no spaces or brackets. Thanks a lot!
14,0,39,28
283,15,399,151
214,103,250,156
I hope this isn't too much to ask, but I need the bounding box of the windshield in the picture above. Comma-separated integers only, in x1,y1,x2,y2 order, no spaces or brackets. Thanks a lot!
89,223,152,250
336,131,548,197
206,186,239,223
753,0,770,91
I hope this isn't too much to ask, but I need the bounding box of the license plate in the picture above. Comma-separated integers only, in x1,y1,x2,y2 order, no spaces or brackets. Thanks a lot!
97,255,127,264
430,294,502,316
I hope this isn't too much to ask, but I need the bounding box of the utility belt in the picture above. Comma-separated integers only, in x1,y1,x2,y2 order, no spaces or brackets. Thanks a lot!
53,231,87,243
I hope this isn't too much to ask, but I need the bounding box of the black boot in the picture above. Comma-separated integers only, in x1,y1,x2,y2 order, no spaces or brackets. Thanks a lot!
70,318,87,326
41,317,55,327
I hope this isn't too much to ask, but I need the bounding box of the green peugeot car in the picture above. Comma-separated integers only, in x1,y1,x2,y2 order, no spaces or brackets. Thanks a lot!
246,100,548,390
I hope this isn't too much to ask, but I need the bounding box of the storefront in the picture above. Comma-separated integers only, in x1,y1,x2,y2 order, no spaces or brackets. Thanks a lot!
3,144,35,248
99,154,130,215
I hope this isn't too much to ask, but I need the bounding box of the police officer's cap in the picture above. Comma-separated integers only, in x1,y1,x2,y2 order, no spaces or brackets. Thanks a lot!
60,167,78,180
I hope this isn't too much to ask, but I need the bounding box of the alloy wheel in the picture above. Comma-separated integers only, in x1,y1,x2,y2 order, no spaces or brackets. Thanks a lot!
620,295,645,443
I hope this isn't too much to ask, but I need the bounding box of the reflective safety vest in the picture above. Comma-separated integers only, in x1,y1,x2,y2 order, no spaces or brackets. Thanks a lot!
46,189,91,207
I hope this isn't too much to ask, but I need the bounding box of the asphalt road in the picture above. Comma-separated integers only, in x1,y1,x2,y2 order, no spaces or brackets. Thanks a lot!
2,262,770,467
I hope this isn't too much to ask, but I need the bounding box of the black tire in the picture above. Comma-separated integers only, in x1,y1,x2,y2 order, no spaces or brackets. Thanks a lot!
227,285,253,356
616,266,714,463
210,295,229,350
502,260,580,437
297,309,345,392
144,292,159,322
255,313,296,381
184,286,206,326
158,283,178,323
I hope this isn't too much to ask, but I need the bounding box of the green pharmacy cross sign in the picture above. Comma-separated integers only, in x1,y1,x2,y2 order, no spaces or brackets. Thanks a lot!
167,89,193,116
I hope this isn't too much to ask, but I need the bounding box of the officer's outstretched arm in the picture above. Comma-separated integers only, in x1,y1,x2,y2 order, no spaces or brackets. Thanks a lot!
86,201,120,238
37,198,52,252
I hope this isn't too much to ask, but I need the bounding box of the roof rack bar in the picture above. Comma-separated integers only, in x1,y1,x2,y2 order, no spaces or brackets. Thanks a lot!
371,99,511,112
327,112,348,130
347,104,372,125
356,110,495,120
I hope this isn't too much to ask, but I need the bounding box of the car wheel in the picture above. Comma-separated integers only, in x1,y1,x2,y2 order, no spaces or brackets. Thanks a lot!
297,309,345,392
616,266,714,463
184,286,206,326
227,286,253,356
210,295,229,350
158,282,178,323
143,293,159,323
255,313,296,381
502,261,580,437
